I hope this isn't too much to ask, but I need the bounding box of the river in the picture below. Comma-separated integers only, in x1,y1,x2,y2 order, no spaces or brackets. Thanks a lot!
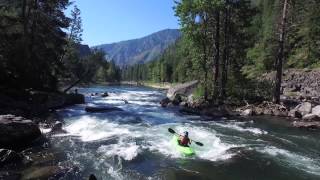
48,85,320,180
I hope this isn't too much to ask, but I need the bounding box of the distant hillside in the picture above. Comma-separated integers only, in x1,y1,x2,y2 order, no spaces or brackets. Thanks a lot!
94,29,181,66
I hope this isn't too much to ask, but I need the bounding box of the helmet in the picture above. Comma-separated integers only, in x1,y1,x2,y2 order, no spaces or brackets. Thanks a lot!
184,131,189,136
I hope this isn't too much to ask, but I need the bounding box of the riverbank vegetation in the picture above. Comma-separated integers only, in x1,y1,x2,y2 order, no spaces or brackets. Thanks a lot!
121,0,320,105
0,0,120,93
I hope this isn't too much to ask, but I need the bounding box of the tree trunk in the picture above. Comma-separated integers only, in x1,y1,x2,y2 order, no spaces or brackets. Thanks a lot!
273,0,288,104
213,10,220,102
220,0,230,103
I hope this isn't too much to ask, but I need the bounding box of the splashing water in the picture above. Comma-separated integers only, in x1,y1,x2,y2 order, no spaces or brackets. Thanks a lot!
48,86,320,180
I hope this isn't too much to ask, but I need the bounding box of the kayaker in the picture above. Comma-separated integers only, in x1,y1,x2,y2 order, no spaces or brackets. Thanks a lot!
179,131,191,147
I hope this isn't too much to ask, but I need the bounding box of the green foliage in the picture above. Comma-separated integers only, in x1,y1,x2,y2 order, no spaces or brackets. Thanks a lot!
0,0,71,91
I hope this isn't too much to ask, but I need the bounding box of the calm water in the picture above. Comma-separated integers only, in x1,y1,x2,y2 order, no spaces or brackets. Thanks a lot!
48,86,320,180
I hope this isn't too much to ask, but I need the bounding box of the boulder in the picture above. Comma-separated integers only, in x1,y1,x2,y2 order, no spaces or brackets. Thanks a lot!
292,121,320,129
179,101,187,107
302,114,320,121
0,114,41,150
63,93,85,106
0,149,22,166
288,109,302,118
167,80,199,100
241,109,253,116
160,98,171,107
296,102,312,116
312,105,320,116
85,106,123,113
50,121,67,134
172,94,182,105
101,92,109,97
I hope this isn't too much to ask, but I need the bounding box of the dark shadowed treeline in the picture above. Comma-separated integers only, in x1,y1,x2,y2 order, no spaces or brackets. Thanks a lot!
0,1,120,92
122,0,320,104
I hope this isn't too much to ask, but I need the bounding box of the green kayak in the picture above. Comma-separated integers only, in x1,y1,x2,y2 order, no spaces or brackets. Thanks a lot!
171,135,195,156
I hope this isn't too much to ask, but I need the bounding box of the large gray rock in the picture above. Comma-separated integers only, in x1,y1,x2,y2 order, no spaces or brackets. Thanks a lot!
241,109,253,116
302,114,320,121
167,80,199,100
0,114,41,150
312,105,320,116
295,102,312,116
292,121,320,129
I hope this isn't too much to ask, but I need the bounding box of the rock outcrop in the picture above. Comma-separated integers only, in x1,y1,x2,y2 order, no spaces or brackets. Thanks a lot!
167,80,199,100
292,121,320,129
0,114,41,150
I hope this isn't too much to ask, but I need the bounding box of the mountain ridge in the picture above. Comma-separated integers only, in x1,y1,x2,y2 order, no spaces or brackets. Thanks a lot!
94,29,181,66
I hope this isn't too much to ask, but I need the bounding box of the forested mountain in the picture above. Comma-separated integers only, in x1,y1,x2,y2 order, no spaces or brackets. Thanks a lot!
94,29,181,66
122,0,320,104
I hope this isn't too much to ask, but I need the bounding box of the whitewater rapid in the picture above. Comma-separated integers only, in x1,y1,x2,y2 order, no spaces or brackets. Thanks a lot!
48,86,320,180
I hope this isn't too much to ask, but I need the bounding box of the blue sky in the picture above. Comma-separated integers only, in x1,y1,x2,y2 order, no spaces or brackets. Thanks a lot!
68,0,180,46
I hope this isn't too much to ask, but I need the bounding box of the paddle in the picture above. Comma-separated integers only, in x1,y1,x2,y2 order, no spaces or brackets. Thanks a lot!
168,128,204,146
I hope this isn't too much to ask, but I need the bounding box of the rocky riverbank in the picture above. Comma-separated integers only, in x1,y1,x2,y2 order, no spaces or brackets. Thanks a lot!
160,69,320,130
0,87,86,179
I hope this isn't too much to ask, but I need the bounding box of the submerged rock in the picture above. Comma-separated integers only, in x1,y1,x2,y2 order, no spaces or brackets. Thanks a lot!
101,92,109,97
85,106,123,113
0,149,22,166
160,97,171,107
50,121,67,134
0,114,41,150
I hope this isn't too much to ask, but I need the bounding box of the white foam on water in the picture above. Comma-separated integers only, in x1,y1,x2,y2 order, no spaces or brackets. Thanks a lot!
64,116,130,142
214,122,268,135
40,127,51,134
98,140,140,161
142,124,237,161
258,146,320,176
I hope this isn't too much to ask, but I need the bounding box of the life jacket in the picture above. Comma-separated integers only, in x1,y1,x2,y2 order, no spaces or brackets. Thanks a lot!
180,136,190,146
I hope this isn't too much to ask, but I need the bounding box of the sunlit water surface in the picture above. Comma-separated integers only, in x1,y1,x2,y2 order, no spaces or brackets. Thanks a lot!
48,86,320,180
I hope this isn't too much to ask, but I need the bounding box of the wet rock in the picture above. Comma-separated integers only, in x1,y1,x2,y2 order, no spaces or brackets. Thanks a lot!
0,114,41,150
312,105,320,116
263,108,273,115
167,80,199,100
241,109,253,116
254,107,264,115
296,102,312,116
179,101,187,107
89,174,97,180
272,109,288,117
85,106,123,113
0,149,22,166
51,121,67,134
302,114,320,121
172,94,182,105
64,93,85,106
101,92,109,97
288,109,302,118
160,97,171,107
292,121,320,130
179,107,201,115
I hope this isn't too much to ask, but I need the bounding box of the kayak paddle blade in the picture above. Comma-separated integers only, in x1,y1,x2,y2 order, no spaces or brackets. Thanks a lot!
195,142,204,146
168,128,176,134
